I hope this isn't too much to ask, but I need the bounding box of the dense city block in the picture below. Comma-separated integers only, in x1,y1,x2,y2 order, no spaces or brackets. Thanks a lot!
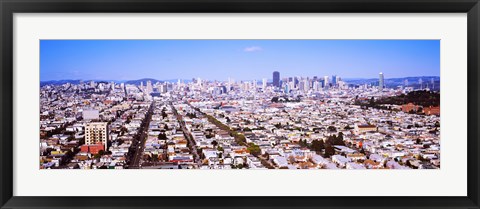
40,73,440,169
40,72,440,169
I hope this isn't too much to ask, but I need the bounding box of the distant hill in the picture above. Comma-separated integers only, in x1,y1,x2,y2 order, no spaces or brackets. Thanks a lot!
124,78,195,85
40,76,439,90
40,80,82,86
124,78,163,85
374,90,440,107
40,78,193,87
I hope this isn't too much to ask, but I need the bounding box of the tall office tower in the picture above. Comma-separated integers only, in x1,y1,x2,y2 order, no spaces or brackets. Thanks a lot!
90,81,95,88
324,76,329,87
159,83,168,93
307,77,312,90
227,78,231,93
332,75,337,86
284,84,290,94
379,72,384,91
404,79,409,87
303,80,310,92
140,81,144,90
220,86,227,94
289,81,295,92
298,81,305,91
85,122,108,150
262,78,267,91
431,78,435,90
98,83,105,91
146,80,153,95
243,81,250,91
419,78,423,89
313,81,319,91
253,80,257,90
111,82,115,91
273,71,280,87
176,79,181,90
319,79,325,88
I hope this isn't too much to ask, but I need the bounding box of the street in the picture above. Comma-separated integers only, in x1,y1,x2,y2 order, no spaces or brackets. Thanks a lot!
170,102,202,168
128,101,155,168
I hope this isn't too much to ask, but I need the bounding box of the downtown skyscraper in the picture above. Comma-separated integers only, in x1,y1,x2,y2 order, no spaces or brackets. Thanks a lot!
273,71,280,87
379,72,384,91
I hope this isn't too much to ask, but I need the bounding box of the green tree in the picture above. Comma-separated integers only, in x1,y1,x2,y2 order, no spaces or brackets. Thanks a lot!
120,126,128,133
211,140,218,147
299,139,308,148
333,132,345,146
327,126,337,132
152,154,158,162
417,107,424,114
274,123,282,129
93,150,104,159
247,143,261,156
311,139,325,152
162,111,167,119
369,97,375,106
236,134,247,145
158,133,167,140
324,144,335,158
327,135,336,144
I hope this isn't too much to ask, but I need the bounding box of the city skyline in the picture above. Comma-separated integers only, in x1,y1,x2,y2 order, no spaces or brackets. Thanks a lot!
40,40,441,170
39,74,440,83
40,40,440,81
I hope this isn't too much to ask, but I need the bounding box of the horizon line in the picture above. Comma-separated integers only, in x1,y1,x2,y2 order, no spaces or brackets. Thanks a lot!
40,75,441,83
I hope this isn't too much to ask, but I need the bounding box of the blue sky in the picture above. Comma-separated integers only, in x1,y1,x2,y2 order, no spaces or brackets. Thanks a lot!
40,40,440,81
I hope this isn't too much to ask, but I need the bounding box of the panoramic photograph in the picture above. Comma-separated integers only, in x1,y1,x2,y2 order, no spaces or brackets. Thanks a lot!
39,40,440,169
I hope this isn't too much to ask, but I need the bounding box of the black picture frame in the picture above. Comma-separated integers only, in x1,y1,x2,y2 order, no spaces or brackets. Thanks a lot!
1,0,479,208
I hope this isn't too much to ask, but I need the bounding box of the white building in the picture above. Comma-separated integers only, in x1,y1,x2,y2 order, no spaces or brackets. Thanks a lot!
85,122,108,150
83,109,99,120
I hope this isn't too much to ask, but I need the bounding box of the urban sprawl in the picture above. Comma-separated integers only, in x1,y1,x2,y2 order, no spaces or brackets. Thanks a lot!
40,72,440,169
